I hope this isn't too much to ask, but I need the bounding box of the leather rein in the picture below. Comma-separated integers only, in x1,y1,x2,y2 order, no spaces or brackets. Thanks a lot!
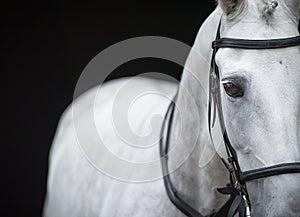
160,19,300,217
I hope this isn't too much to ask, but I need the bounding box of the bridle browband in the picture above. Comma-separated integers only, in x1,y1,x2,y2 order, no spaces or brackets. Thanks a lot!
212,35,300,49
160,18,300,217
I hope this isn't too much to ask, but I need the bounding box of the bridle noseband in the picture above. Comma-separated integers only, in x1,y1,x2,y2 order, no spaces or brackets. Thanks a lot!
160,18,300,217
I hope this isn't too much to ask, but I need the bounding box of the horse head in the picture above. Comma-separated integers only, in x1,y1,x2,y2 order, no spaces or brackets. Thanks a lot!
216,0,300,216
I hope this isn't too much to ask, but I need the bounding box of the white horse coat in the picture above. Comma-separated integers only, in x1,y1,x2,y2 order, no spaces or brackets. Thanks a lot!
44,1,300,216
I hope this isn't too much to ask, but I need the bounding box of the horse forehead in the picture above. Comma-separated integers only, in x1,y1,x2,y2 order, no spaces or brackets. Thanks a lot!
216,48,300,77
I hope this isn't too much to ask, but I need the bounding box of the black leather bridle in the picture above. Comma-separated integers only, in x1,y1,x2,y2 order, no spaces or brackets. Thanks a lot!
160,19,300,217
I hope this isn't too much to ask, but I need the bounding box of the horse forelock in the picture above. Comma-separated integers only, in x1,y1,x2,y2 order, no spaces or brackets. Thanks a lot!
218,0,299,25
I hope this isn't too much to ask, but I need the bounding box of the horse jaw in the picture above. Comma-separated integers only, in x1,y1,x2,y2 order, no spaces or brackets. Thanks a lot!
166,8,230,216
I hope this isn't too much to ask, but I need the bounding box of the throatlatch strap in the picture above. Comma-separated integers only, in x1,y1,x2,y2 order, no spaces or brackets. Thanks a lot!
160,100,234,217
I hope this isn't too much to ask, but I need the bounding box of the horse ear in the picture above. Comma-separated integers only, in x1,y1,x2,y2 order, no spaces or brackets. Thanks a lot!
218,0,244,17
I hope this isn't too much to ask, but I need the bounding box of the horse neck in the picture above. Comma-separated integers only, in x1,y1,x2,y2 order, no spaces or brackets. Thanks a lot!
167,9,229,215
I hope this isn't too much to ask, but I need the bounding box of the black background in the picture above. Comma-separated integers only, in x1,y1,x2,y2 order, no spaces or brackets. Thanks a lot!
3,1,216,217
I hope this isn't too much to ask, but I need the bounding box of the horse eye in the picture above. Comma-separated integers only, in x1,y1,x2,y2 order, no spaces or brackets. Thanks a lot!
222,81,244,97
